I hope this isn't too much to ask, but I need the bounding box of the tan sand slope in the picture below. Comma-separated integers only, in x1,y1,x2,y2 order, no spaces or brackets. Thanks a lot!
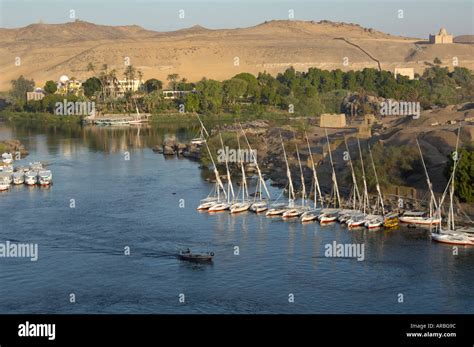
1,19,473,90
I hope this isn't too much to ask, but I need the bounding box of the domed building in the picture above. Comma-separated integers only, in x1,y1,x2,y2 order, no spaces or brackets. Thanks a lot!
429,27,453,44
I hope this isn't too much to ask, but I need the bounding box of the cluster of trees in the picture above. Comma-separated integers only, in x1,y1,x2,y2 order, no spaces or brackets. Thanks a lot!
174,66,473,116
445,148,474,203
347,143,419,193
6,64,474,117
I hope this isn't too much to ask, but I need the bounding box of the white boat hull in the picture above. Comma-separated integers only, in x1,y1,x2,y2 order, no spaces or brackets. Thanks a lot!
399,216,441,225
230,202,251,214
266,208,286,216
431,232,474,246
208,203,230,212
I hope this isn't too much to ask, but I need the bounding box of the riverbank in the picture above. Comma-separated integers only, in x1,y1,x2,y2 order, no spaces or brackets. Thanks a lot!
0,139,28,159
0,111,82,125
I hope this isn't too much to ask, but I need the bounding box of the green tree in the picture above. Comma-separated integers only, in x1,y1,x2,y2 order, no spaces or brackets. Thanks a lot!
44,80,57,94
445,148,474,203
144,79,163,93
195,78,223,113
223,78,247,106
10,75,35,101
232,72,258,98
185,93,200,112
83,77,101,98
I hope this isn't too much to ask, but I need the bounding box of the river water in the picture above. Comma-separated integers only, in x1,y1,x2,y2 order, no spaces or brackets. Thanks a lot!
0,122,473,314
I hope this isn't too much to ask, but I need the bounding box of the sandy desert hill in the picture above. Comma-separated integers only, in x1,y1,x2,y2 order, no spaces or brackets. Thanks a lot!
0,19,473,90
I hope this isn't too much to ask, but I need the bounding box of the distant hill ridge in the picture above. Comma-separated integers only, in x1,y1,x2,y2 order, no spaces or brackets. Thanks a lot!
0,19,472,91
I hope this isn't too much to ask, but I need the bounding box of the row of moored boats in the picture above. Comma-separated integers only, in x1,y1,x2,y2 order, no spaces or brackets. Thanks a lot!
195,122,473,246
0,155,52,191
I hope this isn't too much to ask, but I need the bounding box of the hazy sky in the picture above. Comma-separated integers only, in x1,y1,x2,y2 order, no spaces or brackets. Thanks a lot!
0,0,473,37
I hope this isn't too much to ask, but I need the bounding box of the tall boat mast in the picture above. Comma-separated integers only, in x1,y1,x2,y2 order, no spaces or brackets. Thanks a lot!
202,130,226,201
280,133,295,207
305,132,324,208
219,133,235,203
240,124,271,200
416,138,439,214
236,134,249,202
368,144,385,216
295,143,306,208
344,136,361,210
357,137,370,214
325,129,341,208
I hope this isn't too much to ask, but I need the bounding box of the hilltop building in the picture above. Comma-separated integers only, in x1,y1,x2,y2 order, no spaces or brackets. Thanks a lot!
429,28,453,44
319,113,346,128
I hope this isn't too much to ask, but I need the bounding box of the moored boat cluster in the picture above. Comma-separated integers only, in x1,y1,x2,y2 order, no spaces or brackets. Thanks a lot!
195,121,473,245
0,156,53,192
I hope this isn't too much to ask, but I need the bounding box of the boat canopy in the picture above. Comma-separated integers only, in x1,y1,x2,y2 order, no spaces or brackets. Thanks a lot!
403,211,426,216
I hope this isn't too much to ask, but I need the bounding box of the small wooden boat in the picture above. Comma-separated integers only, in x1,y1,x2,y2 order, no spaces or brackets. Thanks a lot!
266,203,287,216
282,208,304,219
399,211,441,226
347,214,367,228
12,172,24,185
1,153,13,164
0,174,9,191
431,232,474,246
300,210,320,222
196,197,218,210
384,212,399,228
230,202,251,214
208,202,230,212
365,216,384,229
319,212,339,223
24,171,38,185
250,201,268,213
179,249,214,262
38,170,53,186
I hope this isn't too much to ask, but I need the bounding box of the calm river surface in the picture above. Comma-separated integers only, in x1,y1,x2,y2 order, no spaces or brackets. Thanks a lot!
0,122,473,314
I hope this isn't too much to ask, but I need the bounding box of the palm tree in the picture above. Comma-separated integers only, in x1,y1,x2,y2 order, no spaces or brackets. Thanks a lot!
167,73,179,90
137,70,144,92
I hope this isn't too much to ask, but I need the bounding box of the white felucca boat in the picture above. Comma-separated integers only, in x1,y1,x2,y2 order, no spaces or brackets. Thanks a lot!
431,128,474,245
239,124,272,213
267,133,295,217
364,144,384,229
318,130,342,223
400,139,442,226
230,135,251,214
283,143,307,219
347,138,370,228
337,136,362,223
196,120,227,211
301,133,325,222
208,133,235,212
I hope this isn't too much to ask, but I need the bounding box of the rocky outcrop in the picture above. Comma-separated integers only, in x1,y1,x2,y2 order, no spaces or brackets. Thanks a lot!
0,139,28,158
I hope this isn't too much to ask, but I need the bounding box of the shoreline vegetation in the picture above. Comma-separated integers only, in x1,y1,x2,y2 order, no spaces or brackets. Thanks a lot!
2,65,473,123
